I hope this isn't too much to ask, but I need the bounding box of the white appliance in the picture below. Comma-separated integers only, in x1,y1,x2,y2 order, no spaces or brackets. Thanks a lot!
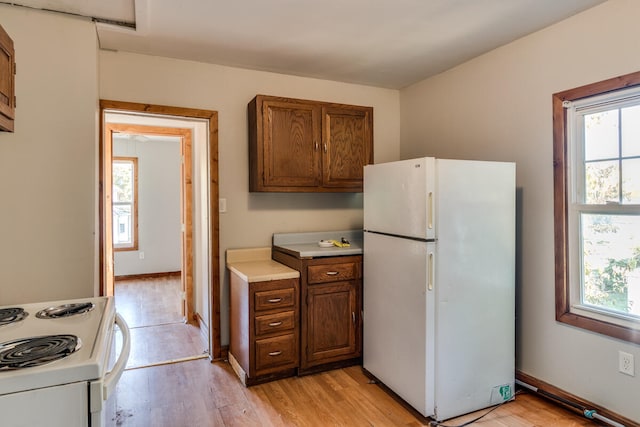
363,157,515,421
0,296,131,427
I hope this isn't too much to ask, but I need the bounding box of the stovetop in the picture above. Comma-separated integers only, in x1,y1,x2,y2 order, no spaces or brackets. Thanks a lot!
0,296,115,395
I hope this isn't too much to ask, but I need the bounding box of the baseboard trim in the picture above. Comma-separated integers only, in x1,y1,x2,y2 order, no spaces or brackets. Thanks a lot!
516,370,638,427
195,311,209,348
115,271,181,281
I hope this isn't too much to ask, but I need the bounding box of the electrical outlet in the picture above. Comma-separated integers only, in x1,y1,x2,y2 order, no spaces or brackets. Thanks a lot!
619,351,635,377
139,252,145,260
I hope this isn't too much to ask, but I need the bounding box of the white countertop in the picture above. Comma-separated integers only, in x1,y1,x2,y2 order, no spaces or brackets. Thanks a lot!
226,247,299,282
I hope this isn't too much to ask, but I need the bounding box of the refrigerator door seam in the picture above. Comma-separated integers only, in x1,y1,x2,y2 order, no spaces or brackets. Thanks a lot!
363,230,436,243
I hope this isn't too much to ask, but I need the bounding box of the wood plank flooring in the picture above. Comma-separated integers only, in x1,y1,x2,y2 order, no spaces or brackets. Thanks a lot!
115,275,184,328
109,277,602,427
108,359,600,427
114,276,207,369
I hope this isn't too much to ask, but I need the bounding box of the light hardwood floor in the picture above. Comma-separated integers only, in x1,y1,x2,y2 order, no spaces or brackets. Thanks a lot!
114,276,207,369
109,277,601,427
109,359,600,427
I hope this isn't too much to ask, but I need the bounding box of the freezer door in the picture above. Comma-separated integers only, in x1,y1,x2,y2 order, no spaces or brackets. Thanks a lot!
364,157,435,240
363,231,435,417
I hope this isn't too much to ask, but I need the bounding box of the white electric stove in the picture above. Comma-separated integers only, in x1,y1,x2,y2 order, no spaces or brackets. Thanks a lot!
0,296,131,427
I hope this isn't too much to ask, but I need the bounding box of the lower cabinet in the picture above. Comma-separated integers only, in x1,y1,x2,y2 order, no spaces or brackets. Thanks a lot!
305,281,360,367
228,274,299,386
228,253,362,386
273,251,363,375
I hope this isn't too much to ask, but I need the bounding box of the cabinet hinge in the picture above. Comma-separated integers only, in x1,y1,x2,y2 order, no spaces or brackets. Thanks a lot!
13,62,16,75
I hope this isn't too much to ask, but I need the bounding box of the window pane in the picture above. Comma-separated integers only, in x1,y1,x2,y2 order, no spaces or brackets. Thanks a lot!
113,162,133,203
584,110,619,161
622,158,640,203
581,214,640,317
622,105,640,157
113,204,132,245
585,160,619,204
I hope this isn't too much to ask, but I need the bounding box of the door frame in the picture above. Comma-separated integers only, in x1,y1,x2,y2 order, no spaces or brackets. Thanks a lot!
104,123,194,321
99,99,221,360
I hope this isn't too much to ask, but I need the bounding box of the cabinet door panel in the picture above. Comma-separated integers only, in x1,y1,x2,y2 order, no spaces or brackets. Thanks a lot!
306,282,358,363
322,106,372,189
0,24,15,132
263,100,320,187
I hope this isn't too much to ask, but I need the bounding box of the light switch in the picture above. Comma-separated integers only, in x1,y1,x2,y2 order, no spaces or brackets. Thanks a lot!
219,198,227,213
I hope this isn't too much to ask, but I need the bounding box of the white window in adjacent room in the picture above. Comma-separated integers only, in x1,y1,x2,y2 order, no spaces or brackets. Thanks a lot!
112,157,138,251
554,71,640,344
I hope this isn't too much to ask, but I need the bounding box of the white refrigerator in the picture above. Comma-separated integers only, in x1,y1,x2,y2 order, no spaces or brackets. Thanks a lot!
362,157,515,421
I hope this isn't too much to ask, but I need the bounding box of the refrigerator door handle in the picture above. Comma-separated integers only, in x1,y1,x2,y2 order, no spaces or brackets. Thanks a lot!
428,192,434,230
428,252,434,291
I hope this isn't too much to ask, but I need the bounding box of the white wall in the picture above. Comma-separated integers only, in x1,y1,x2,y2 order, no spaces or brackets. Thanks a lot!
0,6,97,304
99,51,401,346
113,137,181,276
400,0,640,422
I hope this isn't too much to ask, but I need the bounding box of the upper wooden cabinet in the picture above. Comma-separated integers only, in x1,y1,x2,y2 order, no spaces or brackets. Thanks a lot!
0,24,15,133
248,95,373,192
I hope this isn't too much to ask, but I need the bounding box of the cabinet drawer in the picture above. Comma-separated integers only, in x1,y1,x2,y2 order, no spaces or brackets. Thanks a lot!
255,311,295,336
308,262,357,284
255,334,297,372
254,288,295,311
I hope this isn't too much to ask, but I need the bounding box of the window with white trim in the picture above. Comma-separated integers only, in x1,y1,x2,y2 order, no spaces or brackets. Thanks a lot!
112,157,138,251
554,71,640,344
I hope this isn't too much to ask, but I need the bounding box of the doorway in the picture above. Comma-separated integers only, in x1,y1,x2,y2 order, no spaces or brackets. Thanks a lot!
99,100,221,360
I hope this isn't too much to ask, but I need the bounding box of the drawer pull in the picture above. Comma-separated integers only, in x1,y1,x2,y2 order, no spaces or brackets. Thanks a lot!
268,350,282,357
268,321,283,327
325,271,339,276
267,298,282,303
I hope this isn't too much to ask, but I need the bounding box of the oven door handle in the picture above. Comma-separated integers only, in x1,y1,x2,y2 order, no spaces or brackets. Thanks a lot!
103,313,131,399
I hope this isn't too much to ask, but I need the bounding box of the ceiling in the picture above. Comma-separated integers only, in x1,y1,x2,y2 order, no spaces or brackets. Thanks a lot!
9,0,605,89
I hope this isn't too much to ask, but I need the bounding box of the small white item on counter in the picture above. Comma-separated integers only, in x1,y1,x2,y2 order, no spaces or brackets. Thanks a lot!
318,240,333,247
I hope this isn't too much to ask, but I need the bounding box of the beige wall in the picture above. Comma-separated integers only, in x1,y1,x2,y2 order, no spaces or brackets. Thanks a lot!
400,0,640,421
99,50,401,345
5,1,634,421
0,6,98,304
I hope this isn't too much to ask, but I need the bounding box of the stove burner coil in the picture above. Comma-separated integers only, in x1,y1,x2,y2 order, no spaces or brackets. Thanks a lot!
0,307,28,326
35,302,95,319
0,334,81,370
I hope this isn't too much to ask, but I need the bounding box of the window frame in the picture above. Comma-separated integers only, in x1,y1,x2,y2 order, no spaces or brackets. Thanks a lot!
553,70,640,345
112,156,139,252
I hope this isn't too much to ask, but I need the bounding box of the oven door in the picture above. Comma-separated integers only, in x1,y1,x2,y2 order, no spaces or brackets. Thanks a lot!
90,313,131,427
0,382,89,427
